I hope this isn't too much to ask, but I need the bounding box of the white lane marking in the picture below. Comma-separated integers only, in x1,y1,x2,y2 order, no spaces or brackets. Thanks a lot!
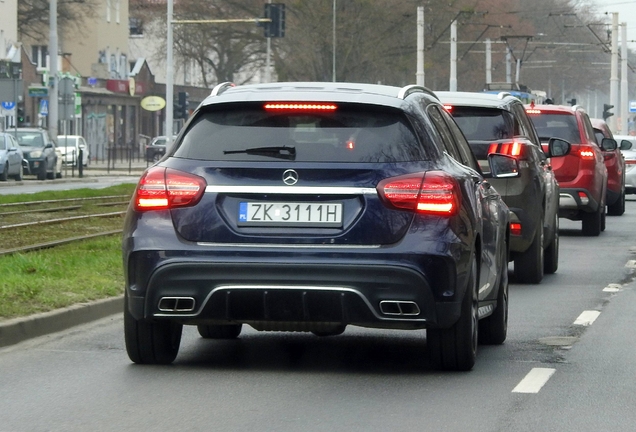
512,368,556,393
603,284,622,293
573,310,601,326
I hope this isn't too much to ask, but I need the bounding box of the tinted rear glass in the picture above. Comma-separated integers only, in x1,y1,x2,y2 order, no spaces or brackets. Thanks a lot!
528,113,580,143
450,107,514,141
173,103,430,162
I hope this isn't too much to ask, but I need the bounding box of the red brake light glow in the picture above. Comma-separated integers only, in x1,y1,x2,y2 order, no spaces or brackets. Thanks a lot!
488,141,522,157
578,146,595,160
526,109,542,114
510,222,522,236
378,171,460,216
443,105,453,111
264,103,337,111
135,167,206,211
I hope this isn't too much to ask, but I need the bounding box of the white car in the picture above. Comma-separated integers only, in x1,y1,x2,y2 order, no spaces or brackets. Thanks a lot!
57,135,89,167
615,135,636,194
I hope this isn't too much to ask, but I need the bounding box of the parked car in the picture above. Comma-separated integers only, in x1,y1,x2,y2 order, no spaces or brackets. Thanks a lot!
0,132,24,181
526,105,612,236
614,135,636,194
438,91,569,283
145,135,176,162
14,128,61,180
123,82,517,371
57,135,89,167
590,118,626,215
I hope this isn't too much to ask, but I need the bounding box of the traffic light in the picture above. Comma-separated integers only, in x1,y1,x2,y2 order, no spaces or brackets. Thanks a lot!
603,103,614,121
264,3,285,38
178,91,189,119
16,103,25,126
567,98,577,106
173,100,183,119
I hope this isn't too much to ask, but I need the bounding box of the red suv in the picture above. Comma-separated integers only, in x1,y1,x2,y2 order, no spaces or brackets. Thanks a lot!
591,118,626,216
527,105,614,236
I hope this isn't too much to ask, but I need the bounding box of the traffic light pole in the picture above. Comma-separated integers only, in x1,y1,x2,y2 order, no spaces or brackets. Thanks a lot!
49,0,58,143
609,12,619,132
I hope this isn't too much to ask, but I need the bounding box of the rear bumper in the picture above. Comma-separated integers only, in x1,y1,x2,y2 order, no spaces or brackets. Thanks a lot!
125,246,468,331
558,188,601,219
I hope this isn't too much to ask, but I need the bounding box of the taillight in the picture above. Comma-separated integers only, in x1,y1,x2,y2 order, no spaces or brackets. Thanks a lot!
488,141,523,157
510,222,522,236
625,159,636,165
577,146,596,160
378,171,460,216
134,167,206,211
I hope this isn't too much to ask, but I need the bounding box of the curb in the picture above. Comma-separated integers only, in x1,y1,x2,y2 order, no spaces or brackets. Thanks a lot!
0,295,123,348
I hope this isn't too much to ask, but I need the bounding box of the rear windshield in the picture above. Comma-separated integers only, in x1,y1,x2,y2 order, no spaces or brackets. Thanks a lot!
528,113,580,143
173,103,430,162
450,107,515,141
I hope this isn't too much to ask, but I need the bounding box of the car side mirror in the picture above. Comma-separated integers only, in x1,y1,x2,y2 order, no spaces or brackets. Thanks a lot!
601,137,617,151
45,143,54,149
547,137,571,157
488,154,520,178
620,140,633,150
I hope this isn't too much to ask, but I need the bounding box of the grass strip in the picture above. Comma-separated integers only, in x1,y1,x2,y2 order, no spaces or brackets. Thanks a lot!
0,235,124,320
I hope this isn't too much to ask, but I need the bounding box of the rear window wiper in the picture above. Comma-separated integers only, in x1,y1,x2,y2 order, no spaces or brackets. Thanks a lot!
224,145,296,160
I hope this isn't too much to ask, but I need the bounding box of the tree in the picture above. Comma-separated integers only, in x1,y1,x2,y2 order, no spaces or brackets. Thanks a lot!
18,0,99,41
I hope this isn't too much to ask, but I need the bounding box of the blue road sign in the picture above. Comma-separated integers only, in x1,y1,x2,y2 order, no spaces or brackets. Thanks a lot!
630,101,636,113
1,101,16,110
39,99,48,116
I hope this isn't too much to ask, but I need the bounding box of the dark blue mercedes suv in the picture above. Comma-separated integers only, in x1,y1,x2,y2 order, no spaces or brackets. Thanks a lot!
122,82,516,371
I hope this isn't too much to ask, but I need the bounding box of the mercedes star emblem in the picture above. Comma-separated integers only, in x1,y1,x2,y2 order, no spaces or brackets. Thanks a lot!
282,169,299,185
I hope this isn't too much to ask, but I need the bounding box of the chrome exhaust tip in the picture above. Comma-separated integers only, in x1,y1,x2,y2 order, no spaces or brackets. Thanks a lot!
379,300,420,316
158,297,196,312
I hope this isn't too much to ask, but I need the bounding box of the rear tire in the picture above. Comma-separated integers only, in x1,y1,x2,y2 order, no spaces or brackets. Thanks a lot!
582,205,602,236
0,163,7,181
607,182,625,216
514,217,544,284
543,213,559,274
197,324,242,339
428,254,478,371
479,241,508,345
124,296,182,364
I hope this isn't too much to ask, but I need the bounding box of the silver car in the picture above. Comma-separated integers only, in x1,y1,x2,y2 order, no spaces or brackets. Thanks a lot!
615,135,636,194
0,132,24,181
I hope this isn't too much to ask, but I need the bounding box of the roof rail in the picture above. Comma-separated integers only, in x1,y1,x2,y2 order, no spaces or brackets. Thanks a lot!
497,92,513,99
210,82,235,97
398,85,439,100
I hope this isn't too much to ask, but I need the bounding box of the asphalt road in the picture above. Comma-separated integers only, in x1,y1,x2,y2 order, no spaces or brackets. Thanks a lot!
1,198,635,431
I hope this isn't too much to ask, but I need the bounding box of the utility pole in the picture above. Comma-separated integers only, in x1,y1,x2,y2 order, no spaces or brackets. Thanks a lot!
621,22,628,135
449,20,457,91
165,0,174,150
610,12,619,132
416,7,424,86
49,0,58,142
485,38,492,85
332,0,336,82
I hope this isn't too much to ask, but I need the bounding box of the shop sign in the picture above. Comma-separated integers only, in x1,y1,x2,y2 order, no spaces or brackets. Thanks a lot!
106,79,146,95
140,96,166,112
29,85,48,97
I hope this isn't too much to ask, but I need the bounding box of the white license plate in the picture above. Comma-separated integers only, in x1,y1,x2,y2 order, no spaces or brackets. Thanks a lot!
238,202,343,226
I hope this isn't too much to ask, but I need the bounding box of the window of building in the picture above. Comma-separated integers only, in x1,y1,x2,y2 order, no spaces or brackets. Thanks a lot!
31,45,48,69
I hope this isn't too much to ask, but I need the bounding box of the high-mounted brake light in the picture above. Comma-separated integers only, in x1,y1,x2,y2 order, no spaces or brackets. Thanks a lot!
378,171,460,216
526,109,542,114
443,105,453,111
264,103,337,111
134,167,206,211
